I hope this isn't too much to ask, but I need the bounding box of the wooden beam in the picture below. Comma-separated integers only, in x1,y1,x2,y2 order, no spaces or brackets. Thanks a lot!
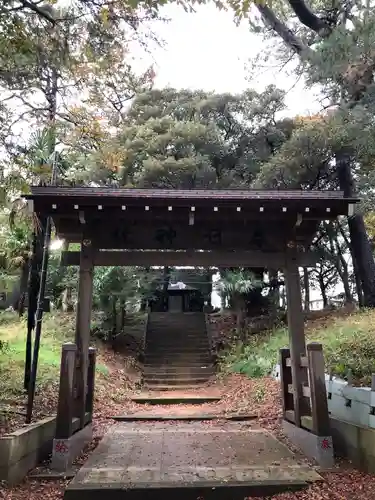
61,250,318,268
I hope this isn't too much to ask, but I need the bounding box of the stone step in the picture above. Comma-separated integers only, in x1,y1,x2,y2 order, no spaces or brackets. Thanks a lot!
146,339,209,347
144,365,212,371
145,352,211,358
146,338,208,344
145,356,212,363
146,327,207,338
143,384,211,391
148,320,205,325
143,368,214,380
145,347,210,353
147,325,207,337
144,363,214,369
143,377,212,386
148,319,205,324
145,350,210,356
144,365,214,374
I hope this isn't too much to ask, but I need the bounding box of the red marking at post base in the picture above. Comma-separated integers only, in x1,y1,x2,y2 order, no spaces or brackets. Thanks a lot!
320,438,331,450
55,440,69,454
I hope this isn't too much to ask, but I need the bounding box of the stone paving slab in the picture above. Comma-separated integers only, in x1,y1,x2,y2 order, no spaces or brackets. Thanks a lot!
65,421,322,499
111,405,257,421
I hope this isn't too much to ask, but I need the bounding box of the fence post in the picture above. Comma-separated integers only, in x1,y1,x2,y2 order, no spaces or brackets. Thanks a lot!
85,347,97,423
307,342,330,436
280,347,293,420
55,343,77,439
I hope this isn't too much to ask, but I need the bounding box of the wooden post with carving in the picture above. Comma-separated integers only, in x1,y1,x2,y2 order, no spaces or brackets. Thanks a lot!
307,342,330,436
284,247,310,427
55,343,76,439
74,238,94,429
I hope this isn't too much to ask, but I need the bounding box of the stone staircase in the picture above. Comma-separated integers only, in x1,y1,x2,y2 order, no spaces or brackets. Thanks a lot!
143,312,214,389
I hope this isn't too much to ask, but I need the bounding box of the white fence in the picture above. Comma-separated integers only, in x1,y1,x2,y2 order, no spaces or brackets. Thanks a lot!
273,364,375,429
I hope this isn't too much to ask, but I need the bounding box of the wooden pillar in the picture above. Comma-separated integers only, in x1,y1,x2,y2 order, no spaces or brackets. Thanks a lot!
56,343,76,439
307,343,330,435
284,250,310,427
74,239,94,428
85,347,97,423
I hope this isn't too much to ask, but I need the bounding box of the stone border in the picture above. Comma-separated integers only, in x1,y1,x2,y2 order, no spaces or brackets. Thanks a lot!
282,419,334,468
330,417,375,473
0,414,90,485
51,423,93,472
0,416,56,485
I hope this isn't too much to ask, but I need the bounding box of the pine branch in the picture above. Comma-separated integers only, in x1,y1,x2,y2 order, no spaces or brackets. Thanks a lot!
256,4,314,60
287,0,330,34
17,1,56,24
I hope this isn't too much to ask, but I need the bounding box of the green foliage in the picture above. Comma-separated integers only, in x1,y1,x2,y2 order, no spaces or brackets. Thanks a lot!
0,311,18,326
221,326,288,377
217,270,262,296
0,222,30,271
88,86,290,189
0,312,108,397
221,309,375,385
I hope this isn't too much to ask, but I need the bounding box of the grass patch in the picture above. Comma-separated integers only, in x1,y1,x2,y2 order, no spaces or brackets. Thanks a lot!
0,312,75,398
0,311,112,398
221,309,375,386
0,310,19,326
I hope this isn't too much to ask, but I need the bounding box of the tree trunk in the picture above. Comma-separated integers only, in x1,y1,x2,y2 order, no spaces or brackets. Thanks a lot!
318,274,328,308
59,240,73,311
24,225,45,391
234,294,246,340
18,259,30,315
303,267,310,311
334,238,353,304
268,269,280,317
162,266,170,311
62,287,73,312
205,269,213,308
111,297,117,340
120,298,126,331
338,221,364,306
336,152,375,307
280,285,286,310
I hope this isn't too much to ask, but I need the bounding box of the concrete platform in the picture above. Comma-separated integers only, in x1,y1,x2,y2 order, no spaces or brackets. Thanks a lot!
65,422,322,499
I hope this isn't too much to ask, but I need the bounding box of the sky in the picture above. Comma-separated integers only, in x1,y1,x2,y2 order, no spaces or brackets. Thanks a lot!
52,3,334,305
137,4,322,117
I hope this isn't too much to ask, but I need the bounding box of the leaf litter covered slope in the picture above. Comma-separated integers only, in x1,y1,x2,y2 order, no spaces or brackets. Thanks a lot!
2,312,375,498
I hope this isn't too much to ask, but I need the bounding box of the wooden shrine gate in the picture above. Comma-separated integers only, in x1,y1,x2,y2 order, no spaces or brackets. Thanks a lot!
24,187,358,470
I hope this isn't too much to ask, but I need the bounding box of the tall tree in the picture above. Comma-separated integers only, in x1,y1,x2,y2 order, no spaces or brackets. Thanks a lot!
254,109,375,306
81,86,292,187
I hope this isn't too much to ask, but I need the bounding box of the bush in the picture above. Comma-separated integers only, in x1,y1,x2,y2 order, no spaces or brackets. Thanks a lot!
221,309,375,386
0,339,9,353
0,311,19,326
